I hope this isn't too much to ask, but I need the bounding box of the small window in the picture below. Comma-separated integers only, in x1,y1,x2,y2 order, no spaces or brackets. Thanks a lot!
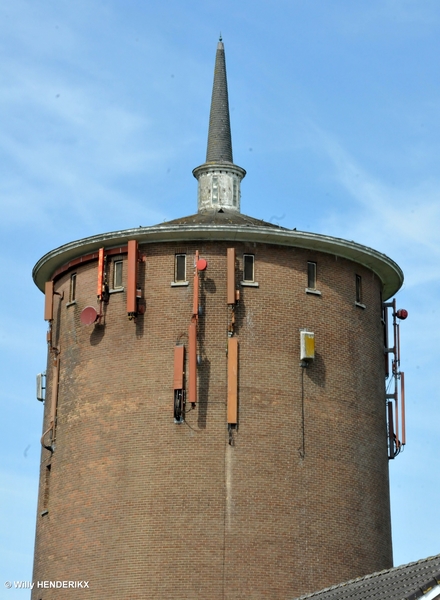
175,254,186,282
307,262,317,290
69,273,77,302
43,463,51,509
356,275,362,304
212,176,219,204
243,254,255,282
113,260,123,289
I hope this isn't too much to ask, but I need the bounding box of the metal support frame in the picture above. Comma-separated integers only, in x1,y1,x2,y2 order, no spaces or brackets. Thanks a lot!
127,240,138,318
95,247,109,323
227,337,238,425
41,354,60,452
44,281,54,321
188,321,197,406
226,248,239,439
97,247,105,300
384,299,406,458
173,345,185,422
227,248,236,305
187,253,200,407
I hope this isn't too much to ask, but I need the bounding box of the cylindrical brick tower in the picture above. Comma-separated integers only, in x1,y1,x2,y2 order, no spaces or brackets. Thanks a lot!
31,39,404,600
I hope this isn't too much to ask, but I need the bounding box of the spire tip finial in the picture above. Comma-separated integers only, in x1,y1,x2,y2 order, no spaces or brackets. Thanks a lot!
219,33,222,42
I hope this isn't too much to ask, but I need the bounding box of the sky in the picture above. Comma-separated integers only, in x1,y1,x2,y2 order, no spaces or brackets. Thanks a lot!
1,0,439,594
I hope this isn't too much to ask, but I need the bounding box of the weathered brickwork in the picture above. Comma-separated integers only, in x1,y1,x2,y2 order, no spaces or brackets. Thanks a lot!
32,240,392,600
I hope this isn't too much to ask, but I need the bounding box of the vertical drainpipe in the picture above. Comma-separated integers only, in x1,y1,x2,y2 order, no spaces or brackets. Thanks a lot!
188,251,200,407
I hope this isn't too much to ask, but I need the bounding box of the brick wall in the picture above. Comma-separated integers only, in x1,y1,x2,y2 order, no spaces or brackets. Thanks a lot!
32,240,392,599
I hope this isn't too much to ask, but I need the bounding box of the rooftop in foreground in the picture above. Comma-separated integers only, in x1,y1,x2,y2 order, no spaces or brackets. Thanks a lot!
293,554,440,600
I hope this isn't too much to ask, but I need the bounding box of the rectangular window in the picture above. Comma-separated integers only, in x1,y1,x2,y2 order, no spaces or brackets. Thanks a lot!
233,179,237,207
175,254,186,282
356,274,362,304
307,262,317,290
43,463,51,510
243,254,255,282
212,176,219,204
113,260,123,289
69,273,77,302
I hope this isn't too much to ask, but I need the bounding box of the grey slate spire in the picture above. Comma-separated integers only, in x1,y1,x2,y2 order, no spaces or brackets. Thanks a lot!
206,36,233,163
193,37,246,213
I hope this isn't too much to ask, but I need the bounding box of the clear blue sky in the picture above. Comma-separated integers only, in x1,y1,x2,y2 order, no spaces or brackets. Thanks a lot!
1,0,439,593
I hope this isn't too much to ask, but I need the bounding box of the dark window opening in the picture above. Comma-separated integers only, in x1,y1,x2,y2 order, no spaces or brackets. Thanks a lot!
175,254,186,282
113,260,123,289
43,463,51,510
69,273,77,302
356,275,363,304
307,262,317,290
243,254,255,282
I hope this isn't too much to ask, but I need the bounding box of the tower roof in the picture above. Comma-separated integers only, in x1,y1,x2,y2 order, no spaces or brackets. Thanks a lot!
206,36,233,163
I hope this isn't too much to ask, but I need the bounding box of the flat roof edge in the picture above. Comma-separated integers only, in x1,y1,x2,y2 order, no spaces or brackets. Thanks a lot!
33,224,404,299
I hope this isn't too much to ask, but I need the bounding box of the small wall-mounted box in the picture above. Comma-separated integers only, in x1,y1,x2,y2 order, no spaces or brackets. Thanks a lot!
36,372,46,401
300,331,315,361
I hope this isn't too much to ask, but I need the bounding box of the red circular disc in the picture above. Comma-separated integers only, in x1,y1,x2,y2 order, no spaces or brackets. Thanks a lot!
197,258,207,271
396,309,408,320
80,306,98,325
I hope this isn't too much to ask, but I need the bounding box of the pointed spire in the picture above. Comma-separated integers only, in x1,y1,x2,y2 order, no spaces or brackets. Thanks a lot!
206,36,233,163
193,39,246,214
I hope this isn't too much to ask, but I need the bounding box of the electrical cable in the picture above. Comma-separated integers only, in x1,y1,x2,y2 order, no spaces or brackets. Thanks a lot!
299,366,305,459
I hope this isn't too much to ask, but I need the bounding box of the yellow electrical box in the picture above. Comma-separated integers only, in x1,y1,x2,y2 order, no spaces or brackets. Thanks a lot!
300,331,315,361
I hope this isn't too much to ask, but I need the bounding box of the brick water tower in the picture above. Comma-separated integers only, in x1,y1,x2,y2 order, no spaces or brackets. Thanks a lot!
31,39,406,599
